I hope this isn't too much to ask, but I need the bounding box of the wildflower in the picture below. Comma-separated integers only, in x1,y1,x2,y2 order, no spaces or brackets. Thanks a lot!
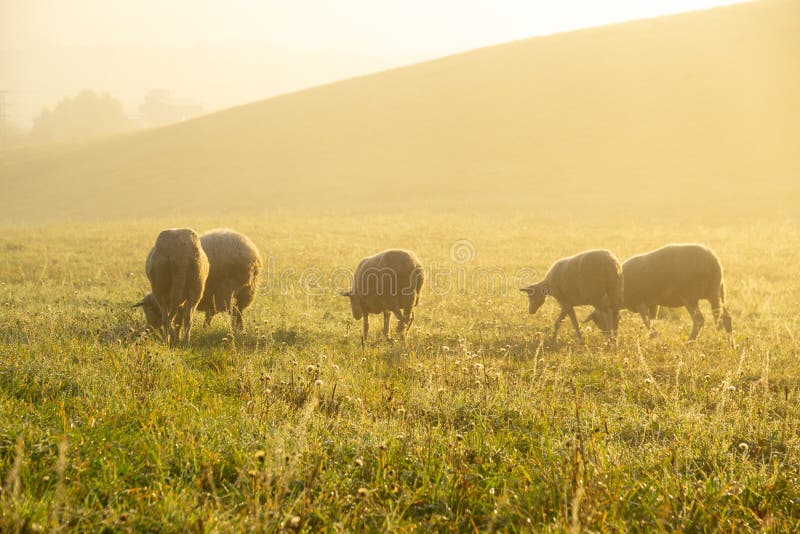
306,364,315,373
728,385,736,392
315,379,324,387
254,450,266,462
644,377,654,384
738,442,749,452
357,488,370,498
442,346,450,352
289,516,301,528
354,457,364,467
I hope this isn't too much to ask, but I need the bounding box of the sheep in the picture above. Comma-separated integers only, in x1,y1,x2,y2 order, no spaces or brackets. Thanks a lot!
340,249,424,346
519,249,622,343
135,229,262,332
133,228,209,347
196,229,262,329
584,244,732,341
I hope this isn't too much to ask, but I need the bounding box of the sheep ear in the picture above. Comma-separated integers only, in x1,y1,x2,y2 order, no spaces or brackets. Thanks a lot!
132,299,146,308
339,290,353,297
519,286,535,294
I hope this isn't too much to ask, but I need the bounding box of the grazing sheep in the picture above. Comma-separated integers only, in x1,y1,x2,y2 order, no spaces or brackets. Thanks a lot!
340,249,424,346
584,244,732,341
133,228,209,347
135,229,262,332
520,249,622,343
196,229,262,329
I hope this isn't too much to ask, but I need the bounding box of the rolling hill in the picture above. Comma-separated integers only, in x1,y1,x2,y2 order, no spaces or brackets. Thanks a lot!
1,0,798,223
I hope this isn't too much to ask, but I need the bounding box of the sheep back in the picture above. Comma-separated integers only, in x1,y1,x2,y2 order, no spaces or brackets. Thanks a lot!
352,249,424,314
621,244,724,310
545,249,622,309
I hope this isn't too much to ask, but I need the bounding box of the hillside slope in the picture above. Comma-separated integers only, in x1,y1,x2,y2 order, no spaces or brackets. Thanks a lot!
1,0,798,223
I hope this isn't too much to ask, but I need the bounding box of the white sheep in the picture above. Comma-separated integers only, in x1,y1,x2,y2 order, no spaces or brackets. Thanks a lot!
520,249,623,343
340,249,424,346
135,229,262,332
134,228,209,346
584,244,732,340
196,229,262,329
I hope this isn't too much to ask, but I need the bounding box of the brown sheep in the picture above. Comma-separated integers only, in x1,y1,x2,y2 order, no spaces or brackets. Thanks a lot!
520,249,622,343
340,249,424,346
135,229,262,332
134,228,209,347
584,244,732,341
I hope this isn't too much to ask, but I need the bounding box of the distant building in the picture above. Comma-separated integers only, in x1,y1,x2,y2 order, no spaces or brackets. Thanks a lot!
139,90,203,128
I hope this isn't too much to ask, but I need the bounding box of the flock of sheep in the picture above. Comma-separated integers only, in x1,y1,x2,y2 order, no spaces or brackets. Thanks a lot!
133,228,733,347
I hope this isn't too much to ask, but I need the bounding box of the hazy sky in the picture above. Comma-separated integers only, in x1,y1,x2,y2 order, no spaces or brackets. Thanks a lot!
1,0,749,128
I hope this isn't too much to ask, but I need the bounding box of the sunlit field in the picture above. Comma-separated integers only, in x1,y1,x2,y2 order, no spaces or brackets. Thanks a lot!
1,213,798,531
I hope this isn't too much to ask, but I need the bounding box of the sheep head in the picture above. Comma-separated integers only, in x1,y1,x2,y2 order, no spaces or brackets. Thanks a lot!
520,283,549,314
132,293,162,329
339,290,364,320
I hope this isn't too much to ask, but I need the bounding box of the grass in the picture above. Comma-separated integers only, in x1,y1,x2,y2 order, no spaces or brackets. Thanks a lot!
1,213,799,531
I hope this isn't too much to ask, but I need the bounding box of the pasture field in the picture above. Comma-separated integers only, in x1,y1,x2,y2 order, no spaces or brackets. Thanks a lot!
1,213,799,531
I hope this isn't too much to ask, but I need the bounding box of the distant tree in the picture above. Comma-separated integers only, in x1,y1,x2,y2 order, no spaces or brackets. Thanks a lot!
31,90,135,143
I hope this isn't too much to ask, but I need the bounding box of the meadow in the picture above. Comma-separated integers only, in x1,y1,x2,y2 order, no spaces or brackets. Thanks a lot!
1,212,798,531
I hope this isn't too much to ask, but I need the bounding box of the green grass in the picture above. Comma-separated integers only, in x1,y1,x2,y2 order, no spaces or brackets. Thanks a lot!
1,213,799,531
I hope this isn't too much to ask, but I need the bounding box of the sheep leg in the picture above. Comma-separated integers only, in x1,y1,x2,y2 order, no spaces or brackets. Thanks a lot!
566,307,584,343
362,315,369,348
391,304,407,338
182,308,194,347
552,309,567,342
231,306,244,331
610,307,620,338
634,303,657,337
685,301,704,341
382,311,392,339
405,309,415,330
